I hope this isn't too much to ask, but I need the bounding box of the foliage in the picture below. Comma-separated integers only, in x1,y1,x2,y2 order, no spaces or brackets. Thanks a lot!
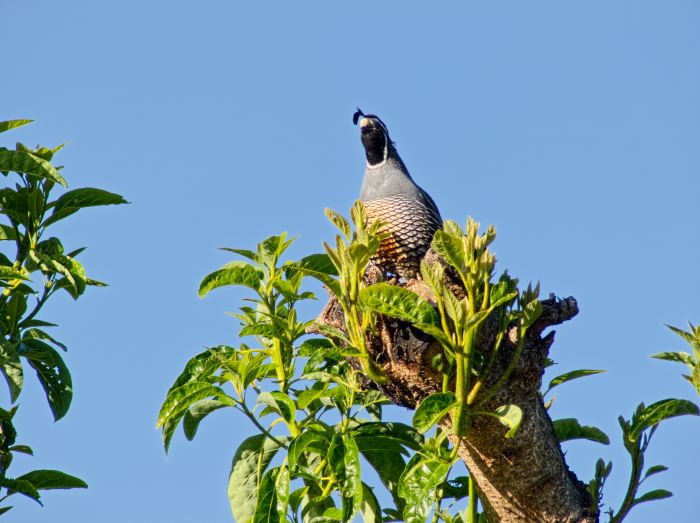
158,232,425,522
652,322,700,396
590,399,699,522
159,205,699,523
0,119,126,513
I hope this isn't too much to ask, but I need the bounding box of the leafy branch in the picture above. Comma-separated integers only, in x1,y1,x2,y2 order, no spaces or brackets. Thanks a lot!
0,119,127,513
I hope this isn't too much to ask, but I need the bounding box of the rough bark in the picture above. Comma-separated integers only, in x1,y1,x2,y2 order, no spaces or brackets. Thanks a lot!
311,250,597,523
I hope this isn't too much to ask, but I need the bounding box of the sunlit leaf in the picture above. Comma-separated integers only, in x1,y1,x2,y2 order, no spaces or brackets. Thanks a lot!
198,261,263,297
228,435,287,523
0,119,33,134
0,149,67,187
360,284,439,326
398,454,450,523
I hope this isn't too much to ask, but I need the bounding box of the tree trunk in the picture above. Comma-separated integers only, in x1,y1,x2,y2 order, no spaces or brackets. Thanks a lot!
312,251,598,523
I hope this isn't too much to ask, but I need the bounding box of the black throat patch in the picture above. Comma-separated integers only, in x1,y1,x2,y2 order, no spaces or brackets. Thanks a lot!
361,127,388,166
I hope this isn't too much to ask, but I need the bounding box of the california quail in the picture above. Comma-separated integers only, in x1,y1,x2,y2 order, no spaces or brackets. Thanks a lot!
354,109,442,279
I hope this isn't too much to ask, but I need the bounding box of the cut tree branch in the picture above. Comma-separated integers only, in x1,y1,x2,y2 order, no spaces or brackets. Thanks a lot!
310,250,597,523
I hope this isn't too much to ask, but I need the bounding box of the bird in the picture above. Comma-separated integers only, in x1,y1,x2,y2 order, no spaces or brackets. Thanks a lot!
354,108,442,280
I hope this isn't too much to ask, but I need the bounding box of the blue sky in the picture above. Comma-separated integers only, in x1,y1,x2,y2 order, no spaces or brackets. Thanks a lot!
3,1,699,521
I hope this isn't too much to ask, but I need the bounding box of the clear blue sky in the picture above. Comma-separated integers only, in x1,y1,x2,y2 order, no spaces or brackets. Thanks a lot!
3,1,699,521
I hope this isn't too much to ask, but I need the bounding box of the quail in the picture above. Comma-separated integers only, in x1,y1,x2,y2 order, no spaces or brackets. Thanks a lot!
354,109,442,279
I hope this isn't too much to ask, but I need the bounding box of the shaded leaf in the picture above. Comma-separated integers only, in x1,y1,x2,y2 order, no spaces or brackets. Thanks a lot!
412,392,456,434
295,253,338,276
44,188,128,227
0,340,23,402
544,369,606,396
553,418,610,445
256,391,296,424
182,399,231,440
0,478,41,504
20,339,72,421
0,224,16,241
16,470,87,490
643,465,669,480
288,430,330,470
630,398,699,442
479,404,523,439
360,482,382,523
633,489,672,506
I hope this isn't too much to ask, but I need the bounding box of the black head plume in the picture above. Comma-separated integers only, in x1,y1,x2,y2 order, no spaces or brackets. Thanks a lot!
353,108,365,125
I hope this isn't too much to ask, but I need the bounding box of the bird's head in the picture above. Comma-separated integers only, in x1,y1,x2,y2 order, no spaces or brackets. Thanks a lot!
353,108,392,167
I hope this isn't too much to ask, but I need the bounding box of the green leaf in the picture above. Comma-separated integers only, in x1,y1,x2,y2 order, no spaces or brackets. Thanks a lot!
412,392,457,433
398,454,450,523
0,265,28,282
297,266,341,298
228,435,287,523
20,339,72,421
325,208,352,239
360,284,439,326
257,234,292,268
199,261,263,297
431,227,466,275
182,399,231,441
256,391,296,424
157,381,234,451
0,149,67,187
360,482,382,523
240,323,282,339
632,489,672,506
16,470,87,490
8,444,33,455
478,404,523,439
43,188,128,227
0,506,12,515
355,433,410,512
0,478,41,504
23,328,67,352
543,369,606,396
352,422,423,451
0,224,17,241
288,430,330,470
167,345,235,393
340,434,362,521
220,247,258,262
0,119,33,134
0,340,23,402
253,467,282,523
553,418,610,445
629,398,700,442
643,465,669,480
651,352,695,366
295,253,338,276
